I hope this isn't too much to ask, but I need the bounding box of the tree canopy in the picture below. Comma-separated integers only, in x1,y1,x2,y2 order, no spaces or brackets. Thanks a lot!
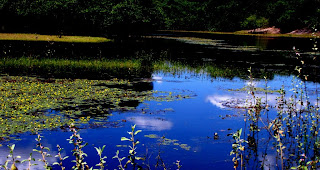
0,0,318,36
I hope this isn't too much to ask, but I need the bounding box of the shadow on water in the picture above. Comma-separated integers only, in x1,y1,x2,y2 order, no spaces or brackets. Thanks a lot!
1,35,319,81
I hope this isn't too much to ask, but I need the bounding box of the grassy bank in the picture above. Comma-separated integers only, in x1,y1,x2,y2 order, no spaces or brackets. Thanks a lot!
0,33,111,43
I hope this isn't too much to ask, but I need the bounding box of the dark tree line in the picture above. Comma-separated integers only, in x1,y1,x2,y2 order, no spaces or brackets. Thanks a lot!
0,0,319,36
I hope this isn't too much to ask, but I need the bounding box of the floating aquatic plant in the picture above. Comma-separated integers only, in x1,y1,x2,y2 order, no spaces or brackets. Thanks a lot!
0,76,192,140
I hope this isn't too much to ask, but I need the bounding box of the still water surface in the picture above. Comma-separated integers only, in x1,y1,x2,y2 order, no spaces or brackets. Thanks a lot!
0,33,319,169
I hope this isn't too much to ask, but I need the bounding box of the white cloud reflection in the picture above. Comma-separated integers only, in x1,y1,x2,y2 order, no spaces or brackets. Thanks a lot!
152,75,163,83
127,116,173,131
206,94,247,109
206,91,317,111
0,142,58,170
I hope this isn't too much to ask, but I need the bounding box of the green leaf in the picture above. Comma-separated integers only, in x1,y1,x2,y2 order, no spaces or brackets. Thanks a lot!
101,145,106,152
134,130,142,135
94,147,101,155
10,144,15,151
131,124,136,131
21,160,28,163
121,137,130,141
238,128,242,137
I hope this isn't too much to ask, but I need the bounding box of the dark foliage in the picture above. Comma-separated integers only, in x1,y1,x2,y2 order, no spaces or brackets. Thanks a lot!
0,0,318,36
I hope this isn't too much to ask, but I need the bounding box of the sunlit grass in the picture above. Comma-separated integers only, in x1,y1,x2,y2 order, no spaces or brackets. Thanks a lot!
0,33,111,43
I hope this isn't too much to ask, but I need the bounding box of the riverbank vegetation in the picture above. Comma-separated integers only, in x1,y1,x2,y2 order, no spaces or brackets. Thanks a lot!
0,0,319,36
0,33,111,43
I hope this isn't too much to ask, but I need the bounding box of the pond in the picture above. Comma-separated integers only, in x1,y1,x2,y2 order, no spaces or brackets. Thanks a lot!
0,33,319,169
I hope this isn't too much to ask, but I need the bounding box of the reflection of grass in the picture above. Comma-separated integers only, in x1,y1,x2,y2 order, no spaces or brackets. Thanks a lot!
153,60,247,79
229,86,281,93
0,33,111,43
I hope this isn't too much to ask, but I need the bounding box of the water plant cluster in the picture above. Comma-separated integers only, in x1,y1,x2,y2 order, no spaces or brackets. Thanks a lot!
0,57,144,79
1,125,181,170
229,65,320,169
0,75,192,140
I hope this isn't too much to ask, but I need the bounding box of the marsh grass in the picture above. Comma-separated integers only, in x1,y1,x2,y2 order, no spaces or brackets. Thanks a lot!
0,57,147,80
230,47,320,169
0,57,141,73
0,33,111,43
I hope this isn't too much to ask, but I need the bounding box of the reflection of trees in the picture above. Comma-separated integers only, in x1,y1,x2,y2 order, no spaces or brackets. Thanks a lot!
149,35,319,82
0,37,319,82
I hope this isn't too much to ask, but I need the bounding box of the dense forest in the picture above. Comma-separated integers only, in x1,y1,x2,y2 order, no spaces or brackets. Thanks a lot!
0,0,319,36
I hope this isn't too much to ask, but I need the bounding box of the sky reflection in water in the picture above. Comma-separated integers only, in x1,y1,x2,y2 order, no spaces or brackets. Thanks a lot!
1,70,319,169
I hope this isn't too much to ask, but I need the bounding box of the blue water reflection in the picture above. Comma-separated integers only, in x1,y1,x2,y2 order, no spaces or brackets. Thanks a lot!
0,35,319,169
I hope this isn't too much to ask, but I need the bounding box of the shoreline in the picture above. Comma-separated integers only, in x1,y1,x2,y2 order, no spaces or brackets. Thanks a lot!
158,30,320,38
0,33,111,43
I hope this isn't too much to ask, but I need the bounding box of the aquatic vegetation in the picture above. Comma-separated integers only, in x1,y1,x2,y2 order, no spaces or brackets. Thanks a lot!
145,36,258,52
0,76,192,140
2,144,20,170
230,129,246,170
117,124,144,169
1,125,161,170
67,126,90,170
53,145,68,170
33,133,51,169
229,58,320,169
94,145,107,170
0,33,111,43
144,134,191,151
0,57,144,79
0,57,141,71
